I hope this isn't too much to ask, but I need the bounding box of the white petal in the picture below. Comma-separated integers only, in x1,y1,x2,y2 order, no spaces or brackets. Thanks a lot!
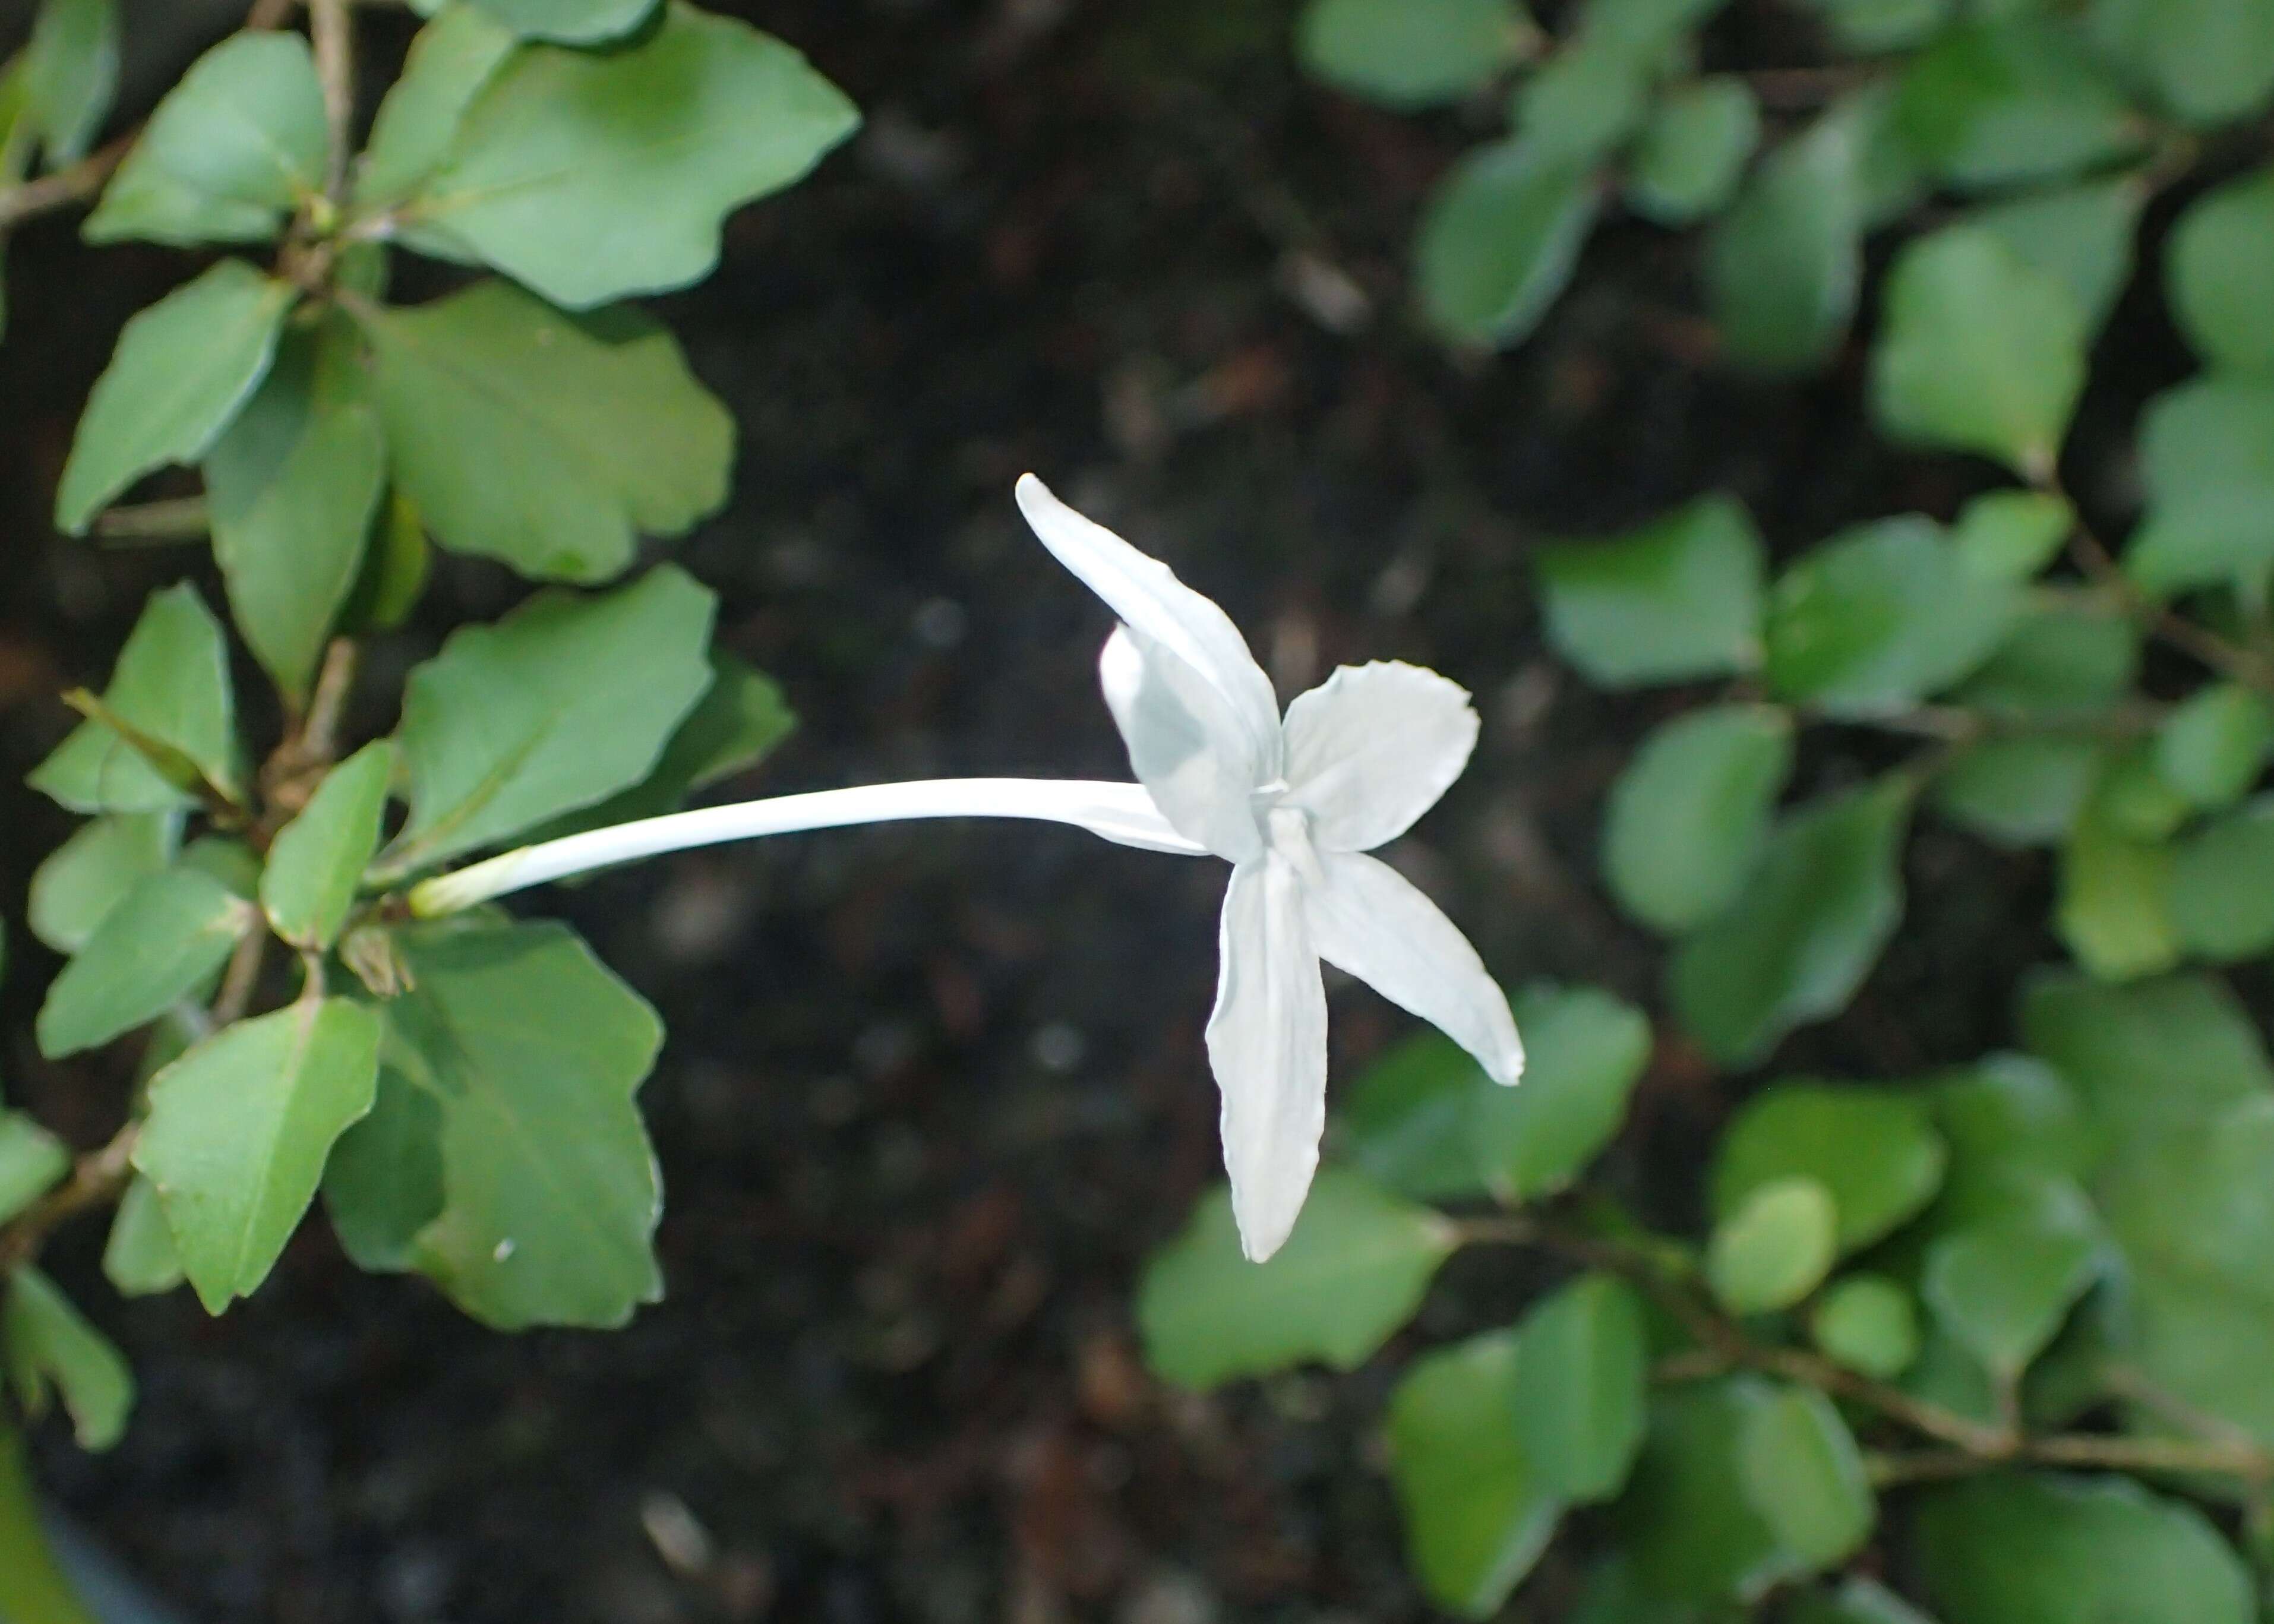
1305,851,1523,1085
1101,627,1265,862
1206,854,1329,1262
1281,662,1480,853
1018,474,1282,775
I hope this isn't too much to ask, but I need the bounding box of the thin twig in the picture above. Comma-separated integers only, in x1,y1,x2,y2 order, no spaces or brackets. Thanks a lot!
308,0,357,203
0,133,131,232
2065,507,2271,690
93,496,210,544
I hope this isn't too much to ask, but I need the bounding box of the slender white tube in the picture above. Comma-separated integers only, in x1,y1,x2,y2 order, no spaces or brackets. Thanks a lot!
406,778,1208,917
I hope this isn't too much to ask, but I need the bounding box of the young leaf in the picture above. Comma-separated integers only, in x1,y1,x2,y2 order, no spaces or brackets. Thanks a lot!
1707,1177,1837,1314
1894,20,2143,191
1711,1083,1947,1253
1627,77,1760,226
102,1176,185,1298
384,565,715,871
23,0,117,163
1138,1168,1454,1389
355,4,519,207
82,32,324,247
27,811,176,953
1969,178,2144,336
1385,1331,1559,1620
134,999,383,1315
1915,1474,2250,1624
465,0,658,44
2168,167,2274,375
1670,779,1912,1066
1604,704,1793,936
1706,110,1862,371
1296,0,1529,109
1810,1275,1919,1379
0,1113,69,1225
355,281,732,583
2089,0,2274,127
260,743,393,952
2122,378,2274,602
394,6,860,308
1415,140,1596,349
35,867,254,1058
1871,226,2088,479
1735,1385,1872,1568
1616,1381,1798,1604
1512,1274,1648,1502
1921,1177,2099,1379
2,1268,132,1450
53,260,294,533
2170,798,2274,962
2054,809,2178,981
28,583,241,813
1537,495,1767,686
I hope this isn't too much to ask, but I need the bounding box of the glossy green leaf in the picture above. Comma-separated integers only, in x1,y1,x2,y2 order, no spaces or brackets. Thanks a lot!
2156,683,2271,811
260,743,393,952
1951,489,2072,583
1735,1385,1872,1568
356,280,733,583
0,1113,69,1225
1969,178,2143,336
27,812,176,953
28,583,240,813
1605,704,1793,935
102,1176,185,1298
1894,20,2143,191
1706,110,1862,372
1627,77,1760,226
1416,139,1596,348
23,0,117,162
2171,797,2274,961
2089,0,2274,125
36,867,254,1058
396,5,859,308
1138,1168,1454,1389
355,4,519,206
1713,1082,1946,1252
1922,1177,2098,1377
1513,1274,1647,1502
1765,516,2020,716
1296,0,1529,108
2123,378,2274,602
53,260,293,533
1708,1177,1836,1314
1514,39,1648,165
1933,736,2101,849
467,0,658,43
1537,496,1766,686
2,1268,132,1450
2021,969,2272,1143
1615,1380,1797,1604
2169,166,2274,374
1871,226,2087,479
384,565,715,872
1386,1331,1559,1619
83,32,324,247
1810,1275,1919,1379
1915,1474,2250,1624
2055,807,2179,981
1670,779,1912,1066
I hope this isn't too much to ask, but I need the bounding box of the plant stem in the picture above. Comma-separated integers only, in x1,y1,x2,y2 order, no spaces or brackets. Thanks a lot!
0,1414,101,1624
2058,492,2272,690
308,0,357,203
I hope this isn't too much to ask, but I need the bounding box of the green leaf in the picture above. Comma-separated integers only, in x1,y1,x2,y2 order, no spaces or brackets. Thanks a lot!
1514,39,1649,166
1915,1474,2250,1624
53,260,294,533
260,743,393,952
1707,1177,1836,1315
1670,779,1912,1066
102,1176,185,1298
377,920,665,1329
2170,797,2274,961
2089,0,2274,126
1735,1385,1872,1569
1870,226,2088,479
2156,683,2271,811
2169,166,2274,376
1921,1177,2099,1378
321,1066,446,1273
1955,602,2137,718
1627,77,1760,226
2123,378,2274,602
2020,969,2272,1144
1416,139,1596,348
1386,1331,1559,1619
1969,178,2144,335
1605,704,1793,935
1296,0,1528,108
1712,1082,1947,1253
1803,0,1950,53
1933,735,2101,848
355,4,519,206
1512,1274,1648,1502
1138,1168,1454,1389
28,583,241,813
0,1113,69,1225
35,867,254,1058
466,0,659,44
1810,1274,1919,1379
1765,516,2020,716
1706,110,1862,372
23,0,117,163
83,32,324,247
395,5,860,308
27,811,176,953
1932,1053,2092,1200
1787,1578,1937,1624
1894,20,2143,191
2054,808,2178,981
355,280,733,583
206,320,387,700
2,1268,132,1450
1476,984,1652,1201
1950,489,2073,583
1537,495,1766,686
133,999,381,1315
1615,1380,1797,1604
384,565,715,871
1577,0,1725,55
341,491,434,634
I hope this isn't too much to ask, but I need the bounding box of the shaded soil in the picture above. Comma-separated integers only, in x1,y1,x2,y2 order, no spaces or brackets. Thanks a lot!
0,2,2084,1619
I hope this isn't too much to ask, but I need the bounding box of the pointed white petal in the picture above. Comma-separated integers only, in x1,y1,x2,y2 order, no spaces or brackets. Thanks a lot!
1018,474,1282,773
1305,851,1523,1085
1281,662,1480,853
1206,854,1329,1262
1101,627,1266,862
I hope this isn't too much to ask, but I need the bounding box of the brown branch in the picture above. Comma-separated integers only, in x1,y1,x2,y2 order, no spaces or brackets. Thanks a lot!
308,0,357,203
0,133,131,232
2065,506,2272,690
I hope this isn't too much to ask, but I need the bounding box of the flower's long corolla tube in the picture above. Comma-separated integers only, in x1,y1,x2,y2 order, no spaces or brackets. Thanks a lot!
407,476,1523,1260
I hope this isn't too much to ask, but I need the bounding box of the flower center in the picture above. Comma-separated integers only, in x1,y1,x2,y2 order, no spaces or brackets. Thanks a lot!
1265,802,1324,887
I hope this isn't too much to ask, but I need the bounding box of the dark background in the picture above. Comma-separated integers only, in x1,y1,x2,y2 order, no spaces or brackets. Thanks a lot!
0,1,2087,1618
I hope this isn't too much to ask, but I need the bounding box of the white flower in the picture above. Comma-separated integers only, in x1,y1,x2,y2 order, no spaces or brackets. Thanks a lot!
1015,476,1523,1260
